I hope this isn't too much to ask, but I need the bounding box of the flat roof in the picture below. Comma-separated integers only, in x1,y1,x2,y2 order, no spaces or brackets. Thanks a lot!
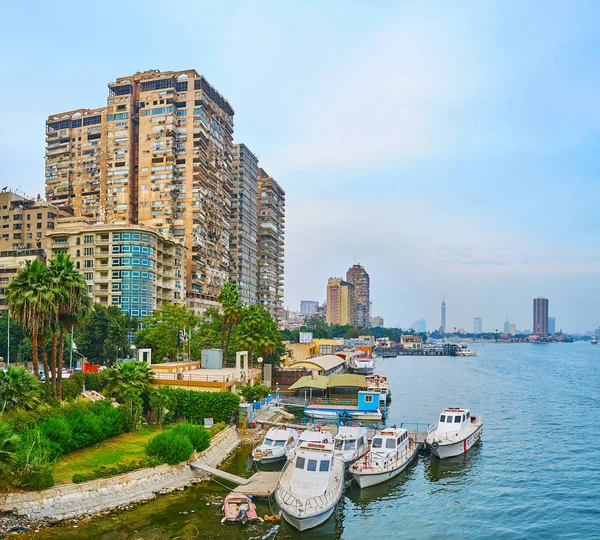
327,374,368,388
288,375,329,391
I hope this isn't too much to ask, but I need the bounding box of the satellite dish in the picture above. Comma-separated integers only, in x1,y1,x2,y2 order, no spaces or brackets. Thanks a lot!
257,357,264,364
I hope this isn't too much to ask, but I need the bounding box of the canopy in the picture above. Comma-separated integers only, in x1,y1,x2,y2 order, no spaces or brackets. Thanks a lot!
327,374,368,389
288,374,330,391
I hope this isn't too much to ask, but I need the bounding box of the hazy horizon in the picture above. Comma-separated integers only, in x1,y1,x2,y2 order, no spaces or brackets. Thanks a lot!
1,1,598,332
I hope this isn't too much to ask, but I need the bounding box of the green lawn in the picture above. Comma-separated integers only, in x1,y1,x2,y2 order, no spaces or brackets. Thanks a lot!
53,425,172,485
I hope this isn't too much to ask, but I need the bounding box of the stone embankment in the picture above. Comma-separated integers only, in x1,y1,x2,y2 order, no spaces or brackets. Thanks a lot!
0,425,240,523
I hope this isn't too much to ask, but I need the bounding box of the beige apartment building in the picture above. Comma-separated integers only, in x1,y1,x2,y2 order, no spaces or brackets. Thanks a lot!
47,217,186,318
45,69,234,315
346,263,370,327
257,169,285,320
326,278,356,326
0,191,69,313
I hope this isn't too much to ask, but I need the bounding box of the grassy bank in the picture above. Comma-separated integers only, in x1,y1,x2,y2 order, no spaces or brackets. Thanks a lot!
53,425,172,485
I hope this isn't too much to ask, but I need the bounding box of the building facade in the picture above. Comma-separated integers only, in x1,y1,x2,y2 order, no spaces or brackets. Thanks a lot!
300,300,319,316
370,316,384,328
548,317,556,335
533,297,549,337
473,317,483,334
230,144,259,305
411,319,426,333
45,69,234,316
257,168,285,320
48,218,186,318
345,264,370,327
326,278,355,326
0,191,70,313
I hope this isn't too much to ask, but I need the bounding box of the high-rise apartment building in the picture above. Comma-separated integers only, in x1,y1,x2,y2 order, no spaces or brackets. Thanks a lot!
230,144,258,305
411,319,427,333
48,217,185,318
441,296,447,333
509,324,517,336
300,300,319,316
548,317,556,335
257,168,285,320
533,297,549,337
346,264,370,327
370,316,384,328
326,278,355,325
45,69,234,315
473,317,483,334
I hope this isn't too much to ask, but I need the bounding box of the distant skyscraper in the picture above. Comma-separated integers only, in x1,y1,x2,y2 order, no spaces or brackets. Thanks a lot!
441,296,446,333
326,278,355,326
300,300,319,316
473,317,483,334
533,297,549,337
346,264,370,327
548,317,556,335
370,316,384,328
509,324,517,336
503,317,510,334
411,319,427,333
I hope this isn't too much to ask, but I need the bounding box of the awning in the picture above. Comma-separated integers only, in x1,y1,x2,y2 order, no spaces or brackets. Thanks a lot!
288,374,330,391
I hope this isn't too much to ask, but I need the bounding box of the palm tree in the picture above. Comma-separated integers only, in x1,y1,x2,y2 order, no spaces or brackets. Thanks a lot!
237,305,280,369
0,422,20,476
49,254,91,398
105,361,154,413
218,283,244,363
0,366,40,413
6,259,54,379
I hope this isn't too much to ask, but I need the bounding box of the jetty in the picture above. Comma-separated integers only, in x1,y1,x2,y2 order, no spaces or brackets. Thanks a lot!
189,462,280,498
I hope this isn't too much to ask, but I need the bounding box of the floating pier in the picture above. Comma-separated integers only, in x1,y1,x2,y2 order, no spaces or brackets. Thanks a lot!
189,462,280,498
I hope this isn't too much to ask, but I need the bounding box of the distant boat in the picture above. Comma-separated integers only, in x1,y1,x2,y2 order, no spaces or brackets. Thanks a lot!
347,356,374,375
591,338,598,345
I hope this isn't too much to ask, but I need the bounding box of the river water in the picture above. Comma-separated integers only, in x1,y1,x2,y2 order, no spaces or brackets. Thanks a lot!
32,342,599,539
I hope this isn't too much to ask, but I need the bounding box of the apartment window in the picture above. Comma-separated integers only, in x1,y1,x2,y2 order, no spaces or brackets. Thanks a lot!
37,213,42,219
84,235,93,243
84,247,94,256
84,260,93,268
111,296,121,305
84,272,93,280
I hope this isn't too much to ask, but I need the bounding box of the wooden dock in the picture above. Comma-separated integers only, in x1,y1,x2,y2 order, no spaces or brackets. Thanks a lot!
189,462,280,497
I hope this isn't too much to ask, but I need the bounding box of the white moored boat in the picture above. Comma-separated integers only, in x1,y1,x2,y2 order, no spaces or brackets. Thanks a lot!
426,407,483,459
349,427,418,488
286,428,333,460
334,426,369,467
275,441,344,531
252,426,299,464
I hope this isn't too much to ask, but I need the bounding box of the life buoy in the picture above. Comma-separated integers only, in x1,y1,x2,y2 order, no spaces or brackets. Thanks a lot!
316,398,323,404
334,399,340,405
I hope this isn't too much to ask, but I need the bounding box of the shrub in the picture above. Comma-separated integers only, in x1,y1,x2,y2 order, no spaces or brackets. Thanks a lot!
145,431,194,465
12,428,55,490
208,421,227,438
171,423,210,452
72,456,162,483
238,383,271,403
62,371,110,401
38,417,73,458
97,405,124,439
67,410,103,449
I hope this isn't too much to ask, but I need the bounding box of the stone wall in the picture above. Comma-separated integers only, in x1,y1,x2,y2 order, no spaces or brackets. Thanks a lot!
0,425,240,522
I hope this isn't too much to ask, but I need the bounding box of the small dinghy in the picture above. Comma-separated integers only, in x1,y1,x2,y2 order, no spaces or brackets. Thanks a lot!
426,407,483,459
252,426,299,464
221,492,262,524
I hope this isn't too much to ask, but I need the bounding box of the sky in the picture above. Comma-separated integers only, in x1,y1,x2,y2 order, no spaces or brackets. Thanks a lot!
1,0,599,333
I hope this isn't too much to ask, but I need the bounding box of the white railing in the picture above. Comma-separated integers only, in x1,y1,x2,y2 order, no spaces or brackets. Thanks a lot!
152,368,261,384
277,463,341,511
353,442,416,473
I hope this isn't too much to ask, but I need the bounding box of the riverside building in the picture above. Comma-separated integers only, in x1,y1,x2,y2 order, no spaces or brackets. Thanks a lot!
533,297,549,337
230,144,259,305
257,168,285,321
45,69,234,316
346,264,370,327
47,217,186,318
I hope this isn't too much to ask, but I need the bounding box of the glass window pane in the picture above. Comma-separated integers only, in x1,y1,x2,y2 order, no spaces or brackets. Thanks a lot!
295,456,305,469
319,460,330,472
307,459,317,472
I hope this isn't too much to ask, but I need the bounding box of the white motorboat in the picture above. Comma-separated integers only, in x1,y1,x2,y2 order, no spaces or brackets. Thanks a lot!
286,428,333,460
457,348,477,356
365,374,389,406
334,426,369,467
275,441,344,531
304,410,340,420
252,426,299,464
349,409,383,421
426,407,483,459
349,427,418,488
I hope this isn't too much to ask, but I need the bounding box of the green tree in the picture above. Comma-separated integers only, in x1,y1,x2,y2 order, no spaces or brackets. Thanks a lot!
6,259,55,379
0,422,19,476
49,254,92,398
105,361,154,427
135,303,198,362
237,305,282,368
218,283,244,363
0,315,26,367
0,366,41,413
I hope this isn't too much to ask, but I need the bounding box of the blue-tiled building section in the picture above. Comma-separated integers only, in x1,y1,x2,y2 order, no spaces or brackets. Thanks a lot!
110,231,155,318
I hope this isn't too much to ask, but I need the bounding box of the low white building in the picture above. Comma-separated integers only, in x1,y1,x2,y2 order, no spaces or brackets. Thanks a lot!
400,335,422,350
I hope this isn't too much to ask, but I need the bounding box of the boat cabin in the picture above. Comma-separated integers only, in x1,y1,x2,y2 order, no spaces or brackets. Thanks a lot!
334,426,367,453
437,408,473,434
370,427,409,455
298,429,333,445
263,427,298,448
357,390,381,412
292,442,335,496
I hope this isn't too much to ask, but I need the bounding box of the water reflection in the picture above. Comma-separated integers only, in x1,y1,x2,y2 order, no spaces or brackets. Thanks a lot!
423,444,482,485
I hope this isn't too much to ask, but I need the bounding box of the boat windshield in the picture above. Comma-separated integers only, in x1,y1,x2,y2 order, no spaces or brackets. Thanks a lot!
264,438,274,445
343,440,355,451
372,437,383,448
273,440,286,447
335,439,356,451
385,438,396,449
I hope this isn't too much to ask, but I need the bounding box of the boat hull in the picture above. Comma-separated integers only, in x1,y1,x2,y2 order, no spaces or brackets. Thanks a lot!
429,424,482,459
349,412,382,421
280,505,335,532
304,410,340,420
352,445,418,488
252,452,286,464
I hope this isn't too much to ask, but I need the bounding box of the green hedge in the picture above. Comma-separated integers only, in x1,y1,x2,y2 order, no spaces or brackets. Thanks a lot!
153,387,240,424
145,423,211,465
72,456,162,483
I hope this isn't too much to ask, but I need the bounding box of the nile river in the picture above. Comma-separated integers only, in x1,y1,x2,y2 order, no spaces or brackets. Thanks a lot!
33,342,599,539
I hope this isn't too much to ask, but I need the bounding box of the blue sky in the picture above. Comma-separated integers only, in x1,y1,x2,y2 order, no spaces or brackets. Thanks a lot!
1,0,599,332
